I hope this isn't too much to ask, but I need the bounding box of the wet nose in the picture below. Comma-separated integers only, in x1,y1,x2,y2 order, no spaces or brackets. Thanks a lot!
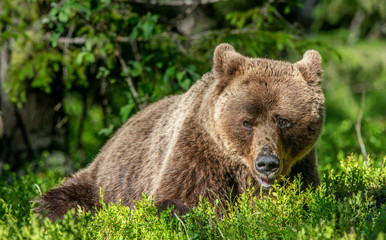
255,155,280,175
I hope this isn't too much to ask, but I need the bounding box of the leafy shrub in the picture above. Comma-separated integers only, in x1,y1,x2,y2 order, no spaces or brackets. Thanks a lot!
0,155,384,239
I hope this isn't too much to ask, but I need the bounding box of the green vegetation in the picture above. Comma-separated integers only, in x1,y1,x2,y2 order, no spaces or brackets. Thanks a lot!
317,41,386,172
0,0,385,238
0,156,385,239
1,0,384,171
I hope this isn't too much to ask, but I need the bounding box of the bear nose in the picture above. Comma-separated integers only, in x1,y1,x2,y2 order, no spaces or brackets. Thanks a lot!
255,155,280,175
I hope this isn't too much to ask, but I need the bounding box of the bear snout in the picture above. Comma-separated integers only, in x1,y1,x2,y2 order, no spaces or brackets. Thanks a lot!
255,155,280,176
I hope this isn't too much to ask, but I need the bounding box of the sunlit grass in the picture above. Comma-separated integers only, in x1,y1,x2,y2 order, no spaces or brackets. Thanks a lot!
0,155,384,239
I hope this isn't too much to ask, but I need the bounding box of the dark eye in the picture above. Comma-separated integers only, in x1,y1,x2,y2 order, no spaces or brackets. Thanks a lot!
242,120,253,130
277,117,291,128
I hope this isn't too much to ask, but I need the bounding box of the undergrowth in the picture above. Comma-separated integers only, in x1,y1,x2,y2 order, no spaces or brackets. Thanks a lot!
0,155,385,239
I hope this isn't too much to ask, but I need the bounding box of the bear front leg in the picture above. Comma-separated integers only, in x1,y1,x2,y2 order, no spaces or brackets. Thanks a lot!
287,148,320,190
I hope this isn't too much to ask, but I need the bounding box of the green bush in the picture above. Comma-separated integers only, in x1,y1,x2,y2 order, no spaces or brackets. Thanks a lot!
0,155,384,239
316,40,386,173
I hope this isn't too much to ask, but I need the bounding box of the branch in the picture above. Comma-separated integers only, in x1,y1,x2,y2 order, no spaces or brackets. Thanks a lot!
47,35,131,44
52,36,87,44
99,79,109,129
125,0,226,6
47,24,258,46
171,1,199,21
115,50,145,110
189,26,255,40
0,111,3,139
14,106,35,160
355,91,368,166
349,10,365,44
0,41,9,84
130,39,141,63
62,24,75,81
77,91,88,165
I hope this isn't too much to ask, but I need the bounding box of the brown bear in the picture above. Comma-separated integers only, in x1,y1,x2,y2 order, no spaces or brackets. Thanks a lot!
36,43,324,221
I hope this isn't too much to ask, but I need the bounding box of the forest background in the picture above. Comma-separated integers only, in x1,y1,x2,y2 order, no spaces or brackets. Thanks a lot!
0,0,385,239
1,0,385,176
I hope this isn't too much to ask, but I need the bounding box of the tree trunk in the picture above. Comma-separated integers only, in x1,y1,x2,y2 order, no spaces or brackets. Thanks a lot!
0,41,68,177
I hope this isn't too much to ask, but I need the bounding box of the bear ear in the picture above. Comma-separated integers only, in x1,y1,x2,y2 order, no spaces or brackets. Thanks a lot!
295,50,322,86
213,43,245,93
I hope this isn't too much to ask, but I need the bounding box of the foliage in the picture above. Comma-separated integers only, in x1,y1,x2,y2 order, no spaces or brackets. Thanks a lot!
316,40,386,172
312,0,386,42
0,155,385,239
1,1,385,237
1,0,326,168
1,0,384,177
0,0,386,239
311,1,386,174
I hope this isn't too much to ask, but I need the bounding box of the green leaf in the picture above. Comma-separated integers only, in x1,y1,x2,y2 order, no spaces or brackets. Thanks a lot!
84,53,96,64
75,52,87,65
284,6,291,15
98,124,114,137
141,20,154,39
163,66,176,84
176,71,184,81
129,27,139,39
120,99,135,122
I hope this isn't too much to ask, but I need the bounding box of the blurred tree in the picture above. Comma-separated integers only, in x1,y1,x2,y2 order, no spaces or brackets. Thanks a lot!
312,0,386,43
310,0,386,170
0,0,327,175
0,0,67,176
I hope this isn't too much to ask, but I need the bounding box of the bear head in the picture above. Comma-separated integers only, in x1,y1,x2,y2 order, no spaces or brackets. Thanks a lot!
210,43,324,189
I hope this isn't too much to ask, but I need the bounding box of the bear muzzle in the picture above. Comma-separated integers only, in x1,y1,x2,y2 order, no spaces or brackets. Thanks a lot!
255,155,280,189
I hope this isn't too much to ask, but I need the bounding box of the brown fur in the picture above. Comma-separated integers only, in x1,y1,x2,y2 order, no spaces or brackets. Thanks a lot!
36,44,324,221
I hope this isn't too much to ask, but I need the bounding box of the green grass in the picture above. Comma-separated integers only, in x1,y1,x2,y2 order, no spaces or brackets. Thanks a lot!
0,155,385,239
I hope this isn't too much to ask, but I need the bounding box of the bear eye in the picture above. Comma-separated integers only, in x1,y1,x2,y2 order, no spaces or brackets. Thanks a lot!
242,120,253,130
277,117,291,128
